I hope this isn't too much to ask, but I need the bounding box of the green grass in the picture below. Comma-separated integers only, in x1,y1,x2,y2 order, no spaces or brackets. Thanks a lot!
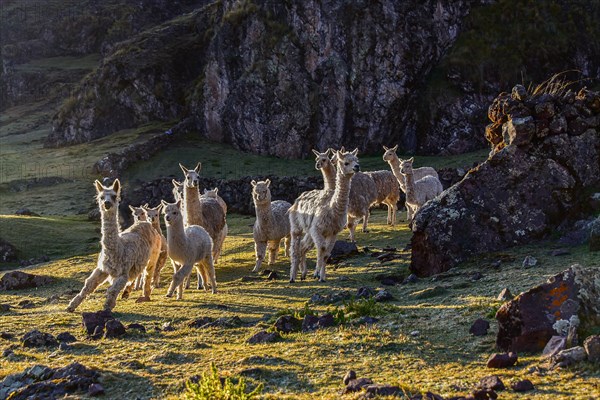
0,210,598,399
13,54,102,72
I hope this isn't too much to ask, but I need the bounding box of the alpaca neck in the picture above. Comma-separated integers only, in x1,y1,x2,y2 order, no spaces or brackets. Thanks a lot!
388,157,405,187
166,216,186,253
255,200,273,226
151,219,163,235
100,207,120,253
322,163,337,191
184,185,203,225
403,170,417,203
331,170,352,215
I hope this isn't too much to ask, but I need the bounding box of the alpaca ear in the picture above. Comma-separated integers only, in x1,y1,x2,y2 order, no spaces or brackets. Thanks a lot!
175,199,182,208
213,188,218,194
179,163,188,174
129,205,136,212
351,148,359,156
203,189,209,194
265,179,271,187
143,203,150,209
340,146,346,153
194,162,202,172
383,145,389,151
251,180,257,187
408,157,414,163
312,149,320,157
392,144,398,151
161,199,168,208
172,179,181,187
94,180,104,193
112,179,121,195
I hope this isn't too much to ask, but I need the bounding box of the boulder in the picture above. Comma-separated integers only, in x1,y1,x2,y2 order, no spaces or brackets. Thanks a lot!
56,332,77,343
410,88,600,277
583,335,600,363
510,379,534,392
21,330,58,348
364,384,402,396
0,238,18,262
0,271,54,290
344,377,373,393
81,310,114,336
486,352,517,368
247,331,280,344
542,336,566,358
103,320,126,339
478,375,505,391
496,265,600,352
469,319,490,336
273,315,302,333
550,346,587,368
342,370,356,385
328,241,359,263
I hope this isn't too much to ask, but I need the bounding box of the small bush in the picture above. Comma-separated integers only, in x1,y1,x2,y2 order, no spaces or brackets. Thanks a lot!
342,298,386,319
183,363,263,400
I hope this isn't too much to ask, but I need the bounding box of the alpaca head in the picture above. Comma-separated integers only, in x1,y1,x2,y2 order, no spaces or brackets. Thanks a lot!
203,188,218,198
399,157,414,174
179,162,201,188
142,204,162,225
382,145,399,163
95,179,121,211
312,149,333,171
129,205,146,222
172,179,183,201
251,179,271,203
161,199,183,225
333,148,360,176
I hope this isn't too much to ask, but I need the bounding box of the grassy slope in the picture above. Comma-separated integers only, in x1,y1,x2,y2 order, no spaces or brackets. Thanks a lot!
0,211,599,399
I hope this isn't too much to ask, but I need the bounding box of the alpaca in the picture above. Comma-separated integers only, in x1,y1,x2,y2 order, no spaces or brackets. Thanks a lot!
400,157,444,221
67,180,161,312
141,204,169,289
313,149,336,190
179,163,227,264
383,145,438,220
128,205,149,291
202,187,227,213
364,170,400,226
288,148,360,282
161,200,216,299
251,179,291,272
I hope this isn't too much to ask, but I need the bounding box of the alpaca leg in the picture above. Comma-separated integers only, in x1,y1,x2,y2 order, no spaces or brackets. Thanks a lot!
167,263,193,300
121,281,134,299
298,234,313,280
138,244,160,302
289,231,302,283
152,249,168,289
253,240,267,273
362,211,370,233
195,264,208,291
311,232,328,282
66,268,108,312
284,235,290,257
184,271,192,289
387,203,392,225
319,236,338,282
213,225,227,264
205,254,217,294
347,216,356,242
104,275,129,311
390,202,397,226
268,240,280,265
133,275,142,290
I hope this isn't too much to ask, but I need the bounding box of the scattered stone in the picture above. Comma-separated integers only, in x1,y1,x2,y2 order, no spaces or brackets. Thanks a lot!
302,315,319,332
3,348,14,358
274,315,302,333
490,260,501,269
469,319,490,336
88,383,105,396
373,289,394,302
354,316,380,325
496,288,513,301
403,274,418,284
410,330,420,337
1,332,14,340
59,342,71,351
364,384,401,396
18,299,35,308
470,271,484,281
188,317,214,328
551,346,587,368
0,271,54,290
21,330,58,348
542,336,566,358
356,286,375,299
510,379,534,392
127,323,146,333
486,352,518,368
411,286,448,299
318,313,335,328
247,330,280,344
470,388,498,399
376,252,399,263
583,335,600,363
308,291,353,305
81,310,114,336
344,377,373,393
0,304,10,312
478,375,505,391
267,271,278,280
18,255,50,267
0,238,18,262
15,208,40,217
550,249,571,256
91,326,104,340
162,322,175,332
412,393,445,400
328,241,359,263
56,332,77,343
240,275,261,282
104,319,126,338
522,256,537,268
343,370,356,385
119,360,145,369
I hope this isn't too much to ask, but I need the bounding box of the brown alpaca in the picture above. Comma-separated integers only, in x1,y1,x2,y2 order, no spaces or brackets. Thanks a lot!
364,170,400,226
202,188,227,213
179,163,228,264
141,204,169,289
67,180,161,312
251,179,291,272
288,148,360,282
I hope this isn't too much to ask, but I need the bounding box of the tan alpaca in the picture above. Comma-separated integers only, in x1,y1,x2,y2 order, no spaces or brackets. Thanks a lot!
312,149,336,190
288,148,360,282
364,170,400,226
202,187,227,213
251,179,291,272
67,180,161,312
128,205,149,291
162,200,216,299
383,145,438,220
400,157,444,221
141,204,169,289
179,163,228,264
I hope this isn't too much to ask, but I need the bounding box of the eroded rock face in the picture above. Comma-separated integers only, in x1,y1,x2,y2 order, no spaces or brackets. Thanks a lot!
49,0,476,157
411,88,600,277
495,265,600,353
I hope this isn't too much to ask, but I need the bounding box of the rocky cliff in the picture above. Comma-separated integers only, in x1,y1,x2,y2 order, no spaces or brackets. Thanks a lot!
45,0,478,156
410,84,600,277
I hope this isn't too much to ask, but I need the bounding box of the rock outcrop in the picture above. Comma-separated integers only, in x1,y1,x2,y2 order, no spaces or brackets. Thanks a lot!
496,265,600,353
48,0,477,156
410,86,600,277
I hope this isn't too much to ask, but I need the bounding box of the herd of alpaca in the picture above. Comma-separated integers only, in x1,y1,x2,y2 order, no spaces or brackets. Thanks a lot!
67,146,444,311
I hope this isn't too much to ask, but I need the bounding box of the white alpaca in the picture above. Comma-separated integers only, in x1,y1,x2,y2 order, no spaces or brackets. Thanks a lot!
312,149,336,190
400,157,444,221
383,145,438,220
364,170,400,226
251,179,291,272
202,187,227,214
67,180,161,312
162,200,216,299
141,204,169,289
288,148,360,282
179,163,228,264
